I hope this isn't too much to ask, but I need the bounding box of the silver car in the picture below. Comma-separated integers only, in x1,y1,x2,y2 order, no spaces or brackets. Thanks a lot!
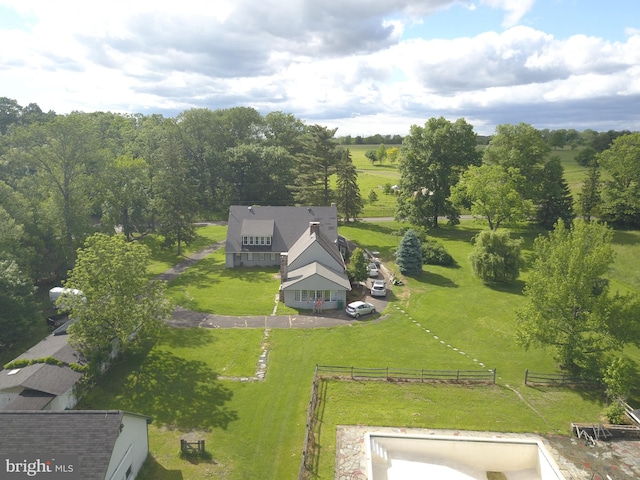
346,301,376,318
370,280,386,297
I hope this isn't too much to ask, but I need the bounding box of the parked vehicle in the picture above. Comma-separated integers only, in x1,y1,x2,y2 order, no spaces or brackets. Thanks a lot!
368,263,379,277
346,301,376,318
370,280,386,297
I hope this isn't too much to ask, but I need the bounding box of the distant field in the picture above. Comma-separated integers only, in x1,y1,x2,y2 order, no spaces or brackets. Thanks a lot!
336,144,590,218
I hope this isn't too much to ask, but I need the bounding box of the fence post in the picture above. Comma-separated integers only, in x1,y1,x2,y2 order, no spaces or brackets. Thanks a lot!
351,366,354,379
492,369,496,384
386,366,389,381
421,369,424,383
525,369,529,385
456,370,460,382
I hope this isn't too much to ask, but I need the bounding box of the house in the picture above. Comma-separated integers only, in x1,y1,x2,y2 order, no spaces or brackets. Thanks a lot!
225,205,346,268
225,205,351,309
0,410,152,480
0,325,84,411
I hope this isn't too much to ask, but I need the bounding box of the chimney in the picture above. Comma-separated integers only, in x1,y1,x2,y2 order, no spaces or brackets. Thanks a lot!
280,253,288,281
309,222,320,236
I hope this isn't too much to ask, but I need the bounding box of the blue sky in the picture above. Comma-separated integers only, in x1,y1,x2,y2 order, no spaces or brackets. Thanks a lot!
0,0,639,135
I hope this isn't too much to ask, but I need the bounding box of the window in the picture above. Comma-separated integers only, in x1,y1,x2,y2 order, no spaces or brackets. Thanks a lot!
266,236,272,245
125,466,133,480
247,253,254,261
260,236,265,245
271,253,277,261
249,236,254,245
242,236,248,245
330,290,337,301
295,290,301,302
259,253,265,261
301,290,308,301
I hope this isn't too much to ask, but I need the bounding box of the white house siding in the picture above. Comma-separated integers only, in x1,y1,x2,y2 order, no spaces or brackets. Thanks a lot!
0,390,18,409
46,387,77,411
105,414,150,480
288,242,342,272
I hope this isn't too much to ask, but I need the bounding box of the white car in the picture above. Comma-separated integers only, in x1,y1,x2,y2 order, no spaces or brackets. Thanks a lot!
346,301,376,318
368,263,379,277
370,280,386,297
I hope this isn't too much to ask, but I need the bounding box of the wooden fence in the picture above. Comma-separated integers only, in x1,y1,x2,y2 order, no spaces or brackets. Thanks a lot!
524,369,595,387
298,364,496,479
316,365,497,384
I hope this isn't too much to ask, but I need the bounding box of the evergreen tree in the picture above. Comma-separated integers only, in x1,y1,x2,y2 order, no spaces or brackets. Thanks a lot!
335,149,363,222
292,125,341,205
535,157,574,229
577,160,601,222
395,229,423,275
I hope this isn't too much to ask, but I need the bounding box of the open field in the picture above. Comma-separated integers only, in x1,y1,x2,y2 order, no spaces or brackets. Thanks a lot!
77,220,639,480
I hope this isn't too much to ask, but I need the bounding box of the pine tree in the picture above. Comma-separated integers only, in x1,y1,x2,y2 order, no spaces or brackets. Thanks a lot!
335,149,363,222
536,157,574,229
577,160,601,222
395,229,423,275
292,125,341,205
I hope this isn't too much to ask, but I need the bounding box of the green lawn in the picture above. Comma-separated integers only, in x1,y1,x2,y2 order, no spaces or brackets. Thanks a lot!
76,219,639,480
144,224,228,277
167,248,282,316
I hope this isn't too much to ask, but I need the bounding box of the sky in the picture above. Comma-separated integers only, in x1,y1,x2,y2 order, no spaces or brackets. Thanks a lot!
1,0,639,136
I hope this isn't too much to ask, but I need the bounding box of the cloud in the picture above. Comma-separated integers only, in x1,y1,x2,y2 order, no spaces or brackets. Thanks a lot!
1,0,640,136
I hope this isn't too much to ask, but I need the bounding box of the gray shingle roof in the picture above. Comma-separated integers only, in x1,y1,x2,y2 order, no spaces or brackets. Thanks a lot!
0,410,151,480
0,363,83,396
2,390,54,410
225,205,339,254
281,262,351,290
16,330,82,365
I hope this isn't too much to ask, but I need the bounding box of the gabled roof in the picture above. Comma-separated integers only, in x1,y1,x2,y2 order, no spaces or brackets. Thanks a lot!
0,331,85,400
281,262,351,290
226,205,339,253
0,410,152,480
2,389,54,410
287,230,346,270
0,363,83,396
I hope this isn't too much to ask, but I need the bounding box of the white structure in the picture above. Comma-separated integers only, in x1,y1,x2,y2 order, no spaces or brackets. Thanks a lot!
367,432,565,480
0,410,152,480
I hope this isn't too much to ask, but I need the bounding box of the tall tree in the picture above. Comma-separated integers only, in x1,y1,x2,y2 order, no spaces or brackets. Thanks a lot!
577,161,601,222
483,123,549,202
0,258,37,349
155,121,198,255
7,113,107,268
62,234,172,368
292,125,341,205
598,132,640,228
535,157,574,229
396,117,480,227
450,164,533,230
516,220,640,374
263,111,306,155
335,149,363,223
98,155,151,240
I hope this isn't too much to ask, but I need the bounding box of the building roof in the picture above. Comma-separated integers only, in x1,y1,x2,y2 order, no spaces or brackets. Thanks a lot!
2,389,54,410
281,262,351,290
0,363,83,396
0,331,85,401
226,205,339,254
0,410,151,480
240,219,274,237
15,330,82,365
287,230,346,270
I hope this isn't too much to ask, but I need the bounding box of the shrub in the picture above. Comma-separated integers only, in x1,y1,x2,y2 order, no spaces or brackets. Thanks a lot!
604,402,626,425
421,240,455,266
